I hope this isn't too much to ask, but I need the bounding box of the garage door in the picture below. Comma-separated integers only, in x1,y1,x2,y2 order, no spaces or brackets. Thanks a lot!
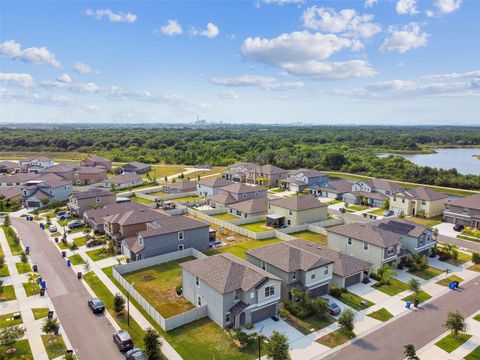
251,304,276,323
457,218,471,226
309,283,329,298
443,216,454,224
344,273,362,287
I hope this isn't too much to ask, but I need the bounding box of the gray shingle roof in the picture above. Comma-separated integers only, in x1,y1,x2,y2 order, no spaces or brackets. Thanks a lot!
106,173,141,185
228,197,268,214
399,187,448,201
84,202,150,224
288,169,326,178
139,216,208,238
219,182,266,194
270,194,327,211
72,188,114,200
447,194,480,211
362,179,405,192
167,180,196,190
254,164,286,175
198,177,234,188
313,179,352,193
104,208,169,226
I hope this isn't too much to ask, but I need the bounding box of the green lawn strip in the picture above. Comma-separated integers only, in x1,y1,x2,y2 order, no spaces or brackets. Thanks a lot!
131,197,154,205
457,234,480,243
284,313,335,335
15,262,32,274
367,308,393,322
211,213,238,221
68,254,85,265
316,329,356,348
436,275,463,287
86,248,114,262
32,307,50,320
57,241,67,250
347,205,369,212
73,236,88,246
204,237,282,259
0,339,33,359
49,232,61,238
0,265,10,277
0,312,23,327
408,266,444,280
239,221,272,233
401,290,432,304
332,291,374,311
23,282,40,297
435,333,472,353
473,313,480,322
1,225,23,255
464,346,480,360
0,285,16,302
289,231,327,245
41,335,67,359
374,278,410,296
368,208,385,216
405,216,443,228
468,264,480,272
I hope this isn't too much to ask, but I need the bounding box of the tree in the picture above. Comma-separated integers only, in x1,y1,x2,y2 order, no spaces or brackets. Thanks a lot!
42,317,59,340
266,331,290,360
68,241,79,253
113,293,126,314
472,252,480,268
20,251,28,263
338,308,356,334
444,311,468,338
408,278,420,297
197,174,201,181
3,214,10,227
0,279,4,298
404,344,419,360
144,327,162,360
378,264,396,285
0,254,5,269
383,198,390,210
0,325,26,350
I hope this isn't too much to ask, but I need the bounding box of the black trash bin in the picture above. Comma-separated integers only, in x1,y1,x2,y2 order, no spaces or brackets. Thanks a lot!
48,311,54,319
54,237,59,243
54,325,60,335
40,288,46,296
33,265,38,272
414,299,420,307
61,251,66,257
77,272,82,279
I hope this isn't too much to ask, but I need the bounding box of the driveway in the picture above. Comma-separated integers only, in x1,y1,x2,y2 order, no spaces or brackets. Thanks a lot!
11,218,123,360
244,318,305,344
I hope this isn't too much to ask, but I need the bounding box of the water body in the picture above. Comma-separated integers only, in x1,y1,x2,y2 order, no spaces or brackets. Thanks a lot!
378,148,480,176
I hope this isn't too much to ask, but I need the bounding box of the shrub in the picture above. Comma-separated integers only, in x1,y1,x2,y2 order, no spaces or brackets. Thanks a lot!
245,322,254,330
338,308,356,333
144,328,162,360
266,331,289,360
113,293,126,314
329,287,342,298
232,329,256,348
370,272,381,281
175,284,182,296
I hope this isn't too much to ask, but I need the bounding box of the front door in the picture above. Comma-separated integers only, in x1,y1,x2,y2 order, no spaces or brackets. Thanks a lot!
239,312,246,326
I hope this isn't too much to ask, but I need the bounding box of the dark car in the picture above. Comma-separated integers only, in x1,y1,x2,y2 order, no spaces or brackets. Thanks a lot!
453,224,465,232
327,302,342,316
68,220,83,229
126,348,148,360
88,298,105,314
383,210,394,217
113,330,134,352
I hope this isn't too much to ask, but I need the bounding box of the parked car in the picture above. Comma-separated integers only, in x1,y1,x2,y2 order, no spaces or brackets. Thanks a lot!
88,298,105,314
210,240,222,248
68,220,84,230
383,210,394,217
126,348,148,360
113,330,134,352
453,224,465,232
48,225,58,233
57,211,70,220
326,301,341,316
86,238,103,247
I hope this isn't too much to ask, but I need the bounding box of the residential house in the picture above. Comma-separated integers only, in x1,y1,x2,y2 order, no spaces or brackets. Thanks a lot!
209,183,267,208
343,179,405,208
163,180,197,194
83,202,151,233
39,163,76,180
328,218,435,271
344,191,388,208
311,179,353,199
443,194,480,228
122,216,210,260
0,173,40,188
72,166,107,185
181,253,282,328
226,198,268,219
119,162,151,175
280,169,328,192
101,173,143,190
0,161,19,174
249,164,287,187
196,177,234,198
389,187,448,218
21,174,72,208
80,157,113,171
221,162,257,183
68,188,116,216
267,194,328,227
0,188,23,209
18,157,54,172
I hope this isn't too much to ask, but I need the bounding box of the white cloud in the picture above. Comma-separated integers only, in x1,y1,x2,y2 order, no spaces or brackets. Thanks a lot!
435,0,462,13
282,60,376,79
73,62,98,74
209,75,304,91
154,20,183,36
0,40,61,67
42,80,100,93
364,0,378,8
0,73,35,88
85,9,137,23
267,81,304,91
421,70,480,81
396,0,419,15
191,23,220,38
380,23,429,53
216,90,239,99
426,10,435,17
262,0,304,4
57,73,72,84
301,7,381,39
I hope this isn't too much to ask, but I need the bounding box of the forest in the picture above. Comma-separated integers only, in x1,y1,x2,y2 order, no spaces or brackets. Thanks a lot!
1,125,479,190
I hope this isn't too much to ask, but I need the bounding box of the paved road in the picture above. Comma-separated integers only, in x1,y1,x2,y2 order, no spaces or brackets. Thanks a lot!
12,218,123,360
437,234,480,252
322,273,480,360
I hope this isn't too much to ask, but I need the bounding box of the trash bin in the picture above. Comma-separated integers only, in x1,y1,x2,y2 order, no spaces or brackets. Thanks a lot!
454,281,459,288
414,299,420,307
40,288,45,296
48,311,54,319
25,246,30,254
405,300,412,309
37,276,43,284
54,237,59,243
61,251,66,257
65,350,74,356
32,265,38,272
66,259,71,267
41,281,46,289
54,325,60,335
77,272,82,279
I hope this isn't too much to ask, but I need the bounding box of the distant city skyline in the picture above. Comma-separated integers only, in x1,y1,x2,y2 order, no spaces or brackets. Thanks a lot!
0,0,479,125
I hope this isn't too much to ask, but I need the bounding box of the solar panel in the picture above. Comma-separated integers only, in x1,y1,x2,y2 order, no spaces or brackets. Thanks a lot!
378,221,415,235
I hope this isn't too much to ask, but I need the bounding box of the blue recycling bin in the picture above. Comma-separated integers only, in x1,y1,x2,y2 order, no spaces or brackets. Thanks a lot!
37,277,42,284
41,281,46,289
25,246,30,254
40,223,44,230
405,300,412,309
66,259,71,267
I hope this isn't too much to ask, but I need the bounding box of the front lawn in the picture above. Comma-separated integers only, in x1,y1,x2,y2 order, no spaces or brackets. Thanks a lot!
211,213,238,221
204,237,281,259
374,278,410,296
405,215,443,228
317,329,355,348
1,225,23,255
32,307,50,320
465,346,480,360
68,254,85,265
474,313,480,322
0,285,16,302
367,308,393,322
436,275,463,287
346,204,368,212
72,236,88,246
368,208,386,216
239,221,272,233
401,290,432,304
23,282,40,297
86,248,114,262
435,333,472,353
68,225,88,234
284,313,335,335
131,196,154,205
290,231,327,245
41,335,67,359
0,312,23,327
332,290,374,311
0,339,33,359
445,251,471,266
408,266,443,280
15,262,32,274
0,264,10,277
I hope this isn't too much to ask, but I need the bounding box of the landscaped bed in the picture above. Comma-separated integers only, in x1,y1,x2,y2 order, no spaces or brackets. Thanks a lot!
331,290,374,311
86,248,114,262
23,282,40,297
367,308,393,322
0,312,23,327
284,313,335,335
374,278,410,296
0,264,10,277
205,237,281,259
401,290,432,304
0,339,33,359
289,231,327,245
0,285,16,302
15,262,32,274
1,225,23,255
436,275,463,287
408,266,443,280
465,346,480,360
435,333,472,353
41,335,67,359
68,254,85,265
122,257,195,318
316,329,355,348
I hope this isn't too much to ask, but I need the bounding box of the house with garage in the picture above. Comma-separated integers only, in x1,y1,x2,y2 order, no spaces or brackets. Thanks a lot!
196,177,234,198
39,163,76,180
280,169,328,193
328,218,435,271
163,180,197,194
83,202,151,232
0,161,19,174
0,173,40,188
221,162,258,183
72,166,108,186
389,187,448,218
18,157,54,172
80,156,112,171
101,173,143,190
21,174,72,209
68,188,116,216
351,179,405,196
443,194,480,228
209,183,267,208
226,197,269,219
119,162,151,175
249,164,287,187
122,215,210,260
311,179,352,199
267,194,328,227
343,191,388,208
181,253,282,329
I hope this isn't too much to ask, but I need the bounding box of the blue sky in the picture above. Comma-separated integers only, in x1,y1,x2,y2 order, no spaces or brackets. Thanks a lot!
1,0,479,125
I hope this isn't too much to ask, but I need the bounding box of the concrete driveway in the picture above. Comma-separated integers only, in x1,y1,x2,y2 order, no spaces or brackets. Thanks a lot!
244,318,305,344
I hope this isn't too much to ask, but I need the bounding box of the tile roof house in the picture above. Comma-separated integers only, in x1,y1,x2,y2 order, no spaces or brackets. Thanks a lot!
267,194,328,227
83,202,151,232
196,177,234,198
181,253,281,328
208,183,267,208
162,180,197,194
280,169,328,192
80,157,113,171
227,197,269,219
119,162,151,175
101,173,143,190
68,188,116,216
443,194,480,228
389,187,448,218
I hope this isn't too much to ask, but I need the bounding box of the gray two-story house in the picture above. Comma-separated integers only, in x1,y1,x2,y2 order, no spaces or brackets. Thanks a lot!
280,169,328,192
443,194,480,228
197,177,234,198
209,183,267,208
22,174,72,208
181,253,281,328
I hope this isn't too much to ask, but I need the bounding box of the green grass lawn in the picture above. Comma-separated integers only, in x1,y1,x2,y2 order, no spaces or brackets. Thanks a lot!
374,278,410,296
204,237,282,259
41,335,67,359
346,205,369,212
211,213,238,221
86,248,114,262
131,196,154,205
464,346,480,360
239,221,272,232
435,333,472,353
57,241,68,250
436,275,463,287
474,313,480,322
408,266,443,280
122,257,195,318
290,231,327,245
317,329,355,348
367,308,394,322
0,339,33,359
402,290,432,304
368,208,386,216
15,262,32,274
445,251,472,266
406,215,443,228
49,232,61,238
172,196,202,203
150,164,187,178
1,225,23,255
68,254,85,265
32,307,50,320
0,312,23,327
73,236,88,246
0,285,16,302
269,188,283,193
333,290,374,311
68,226,88,234
284,313,335,335
23,282,40,297
0,264,10,277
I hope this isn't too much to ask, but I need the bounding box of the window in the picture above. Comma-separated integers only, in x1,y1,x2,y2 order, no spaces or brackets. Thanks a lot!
178,231,184,241
393,197,397,202
244,214,247,218
229,208,233,213
387,246,395,255
292,272,296,280
225,313,231,324
347,237,352,245
178,244,184,251
260,261,267,270
462,208,469,215
255,192,258,197
363,242,369,251
139,237,144,246
287,220,291,226
402,198,405,203
311,273,316,280
421,200,426,205
96,196,101,203
236,210,241,216
264,286,275,297
250,292,255,299
324,267,328,275
243,194,247,199
197,296,202,306
195,277,199,287
234,290,240,302
288,209,293,216
268,204,271,210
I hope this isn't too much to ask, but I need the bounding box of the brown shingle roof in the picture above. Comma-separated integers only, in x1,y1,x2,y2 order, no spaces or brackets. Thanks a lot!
121,162,150,170
209,192,237,205
40,163,76,173
84,202,150,224
228,198,268,214
106,173,141,185
447,194,480,211
270,194,327,211
104,208,169,226
0,187,22,201
313,179,352,193
0,161,18,170
197,177,234,188
72,188,114,200
140,216,208,238
167,180,196,190
351,191,388,201
362,179,405,192
219,183,266,194
399,187,448,201
74,166,107,174
288,169,326,178
329,222,402,248
254,164,286,175
181,253,280,294
0,172,39,183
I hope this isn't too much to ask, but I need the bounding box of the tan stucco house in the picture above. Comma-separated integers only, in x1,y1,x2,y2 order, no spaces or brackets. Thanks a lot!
389,187,448,218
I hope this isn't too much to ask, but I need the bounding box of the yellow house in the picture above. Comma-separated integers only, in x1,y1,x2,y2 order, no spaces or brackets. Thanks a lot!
267,194,328,227
389,187,448,219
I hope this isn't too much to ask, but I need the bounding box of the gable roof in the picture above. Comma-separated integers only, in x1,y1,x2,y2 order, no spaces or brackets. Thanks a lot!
71,188,114,200
181,253,280,294
84,202,151,224
0,187,22,201
0,161,18,170
288,169,326,178
73,166,107,174
351,191,388,201
447,194,480,211
228,197,268,214
398,187,448,201
139,216,208,238
227,162,257,171
121,162,150,170
219,182,266,194
167,180,196,190
254,164,286,175
313,179,352,193
0,172,39,184
361,179,405,192
104,208,169,226
209,192,237,205
39,162,76,173
106,173,141,185
197,177,234,188
270,194,327,211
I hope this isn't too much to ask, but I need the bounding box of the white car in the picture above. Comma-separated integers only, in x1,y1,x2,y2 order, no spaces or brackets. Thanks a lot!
48,225,58,233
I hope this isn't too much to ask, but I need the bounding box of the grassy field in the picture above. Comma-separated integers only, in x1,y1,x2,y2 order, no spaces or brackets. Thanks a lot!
23,282,40,297
131,197,155,205
205,237,282,259
367,308,394,322
374,278,410,296
172,195,202,203
408,266,444,280
332,290,374,311
402,290,432,304
1,225,23,255
0,339,33,359
406,216,443,228
368,208,386,216
179,166,226,180
32,307,50,320
211,213,238,221
465,346,480,360
289,231,327,246
86,248,114,262
435,333,472,353
68,254,85,265
436,275,463,287
42,335,67,359
122,257,195,318
346,204,369,212
0,312,23,327
15,262,32,274
317,329,355,348
284,313,335,335
150,165,188,178
0,285,16,302
239,221,271,232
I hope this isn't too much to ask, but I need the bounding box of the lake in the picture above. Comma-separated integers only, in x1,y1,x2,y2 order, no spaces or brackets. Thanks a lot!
378,148,480,176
